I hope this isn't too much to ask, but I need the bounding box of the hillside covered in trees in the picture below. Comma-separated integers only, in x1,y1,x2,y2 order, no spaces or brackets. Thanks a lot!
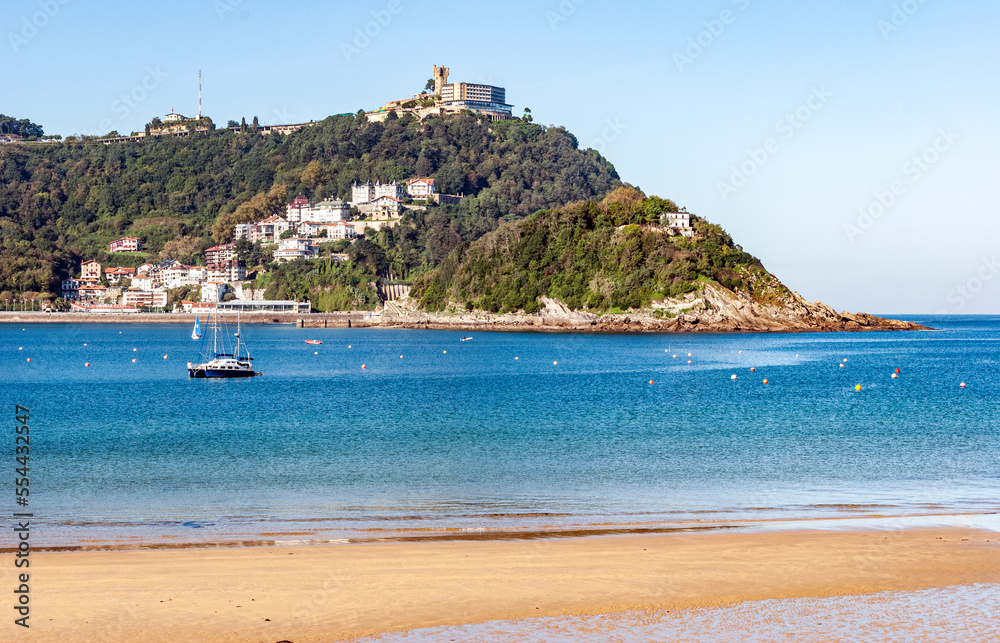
0,112,622,300
410,188,786,314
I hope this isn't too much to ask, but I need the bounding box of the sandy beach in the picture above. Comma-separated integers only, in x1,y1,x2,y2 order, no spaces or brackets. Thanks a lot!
8,525,998,642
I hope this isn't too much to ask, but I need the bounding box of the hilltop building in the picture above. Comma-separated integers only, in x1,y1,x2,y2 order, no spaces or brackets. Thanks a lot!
661,208,695,237
367,65,513,122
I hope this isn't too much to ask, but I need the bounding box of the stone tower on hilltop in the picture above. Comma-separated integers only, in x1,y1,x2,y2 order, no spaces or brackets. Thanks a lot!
432,65,449,96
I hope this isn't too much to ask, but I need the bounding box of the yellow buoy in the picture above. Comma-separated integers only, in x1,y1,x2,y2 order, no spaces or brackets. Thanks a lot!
688,353,692,357
443,350,447,354
673,354,677,358
855,384,862,391
891,373,897,379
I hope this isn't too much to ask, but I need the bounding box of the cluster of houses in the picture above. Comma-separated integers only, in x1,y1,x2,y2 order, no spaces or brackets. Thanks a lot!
232,178,458,258
61,237,248,309
59,180,453,309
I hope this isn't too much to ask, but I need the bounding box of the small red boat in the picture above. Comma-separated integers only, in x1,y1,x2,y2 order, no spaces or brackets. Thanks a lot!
305,340,323,345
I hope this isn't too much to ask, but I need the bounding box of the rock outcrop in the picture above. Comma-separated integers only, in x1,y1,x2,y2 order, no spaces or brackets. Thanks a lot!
379,284,931,333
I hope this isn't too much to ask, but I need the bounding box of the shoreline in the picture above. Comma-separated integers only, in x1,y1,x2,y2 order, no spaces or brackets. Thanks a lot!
0,310,934,332
14,524,999,642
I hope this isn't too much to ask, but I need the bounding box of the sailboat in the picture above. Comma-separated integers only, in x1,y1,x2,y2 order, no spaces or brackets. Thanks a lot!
187,312,259,378
191,314,202,340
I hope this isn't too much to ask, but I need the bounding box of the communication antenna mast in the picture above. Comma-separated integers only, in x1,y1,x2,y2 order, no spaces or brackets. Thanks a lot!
198,70,202,119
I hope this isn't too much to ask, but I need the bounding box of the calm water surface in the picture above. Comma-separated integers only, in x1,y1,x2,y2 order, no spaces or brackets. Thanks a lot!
2,315,998,548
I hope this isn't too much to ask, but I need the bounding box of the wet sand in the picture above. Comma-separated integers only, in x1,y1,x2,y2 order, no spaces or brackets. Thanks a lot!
10,526,999,642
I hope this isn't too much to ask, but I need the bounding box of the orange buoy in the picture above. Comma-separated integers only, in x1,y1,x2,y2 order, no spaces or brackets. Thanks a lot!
553,361,558,365
515,357,519,360
649,380,654,385
18,347,22,350
739,351,743,354
750,367,756,372
673,354,677,358
895,368,900,373
731,374,737,380
400,355,404,359
843,358,848,363
839,364,845,368
763,379,768,384
85,362,90,367
26,358,30,362
687,360,692,364
362,364,367,369
84,343,87,346
960,382,966,388
131,359,136,363
348,345,352,348
314,351,318,355
163,355,168,359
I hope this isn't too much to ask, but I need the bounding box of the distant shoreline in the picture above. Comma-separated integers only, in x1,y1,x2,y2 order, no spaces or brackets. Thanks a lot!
0,310,933,332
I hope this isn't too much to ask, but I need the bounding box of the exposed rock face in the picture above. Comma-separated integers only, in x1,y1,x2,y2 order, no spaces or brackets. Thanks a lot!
381,285,931,333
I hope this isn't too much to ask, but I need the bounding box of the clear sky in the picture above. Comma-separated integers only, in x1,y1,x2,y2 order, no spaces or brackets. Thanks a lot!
3,0,998,314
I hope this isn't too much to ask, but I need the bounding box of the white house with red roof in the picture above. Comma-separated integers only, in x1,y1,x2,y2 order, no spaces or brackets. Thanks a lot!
406,177,437,197
104,266,136,284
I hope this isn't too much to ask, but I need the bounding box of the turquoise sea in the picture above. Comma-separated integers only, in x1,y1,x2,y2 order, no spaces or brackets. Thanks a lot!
1,315,998,550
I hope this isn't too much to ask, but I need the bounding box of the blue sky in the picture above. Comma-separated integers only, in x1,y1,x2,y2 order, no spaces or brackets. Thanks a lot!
3,0,998,313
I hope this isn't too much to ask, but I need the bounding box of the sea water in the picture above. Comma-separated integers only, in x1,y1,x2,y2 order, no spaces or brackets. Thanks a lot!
1,315,998,549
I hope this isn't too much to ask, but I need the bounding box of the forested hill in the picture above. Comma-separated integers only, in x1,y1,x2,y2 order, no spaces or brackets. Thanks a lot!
411,188,788,314
0,113,622,295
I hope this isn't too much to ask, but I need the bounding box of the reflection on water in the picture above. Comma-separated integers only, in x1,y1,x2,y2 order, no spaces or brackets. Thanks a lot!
356,584,1000,643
